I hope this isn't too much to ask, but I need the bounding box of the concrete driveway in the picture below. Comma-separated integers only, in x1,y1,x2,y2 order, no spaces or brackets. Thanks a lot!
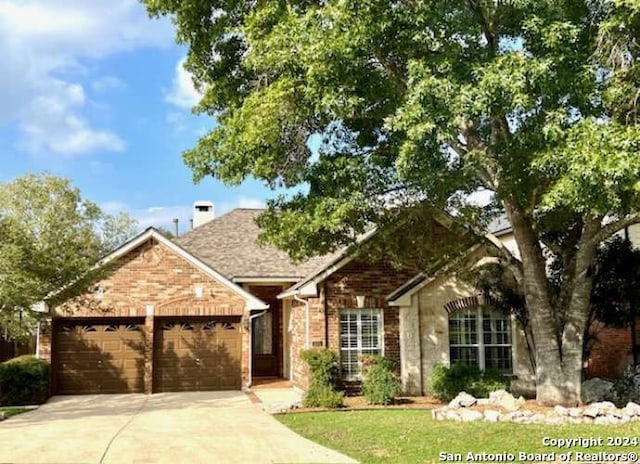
0,392,356,464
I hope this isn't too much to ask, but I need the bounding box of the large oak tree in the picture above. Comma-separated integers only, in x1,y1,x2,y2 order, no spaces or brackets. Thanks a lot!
143,0,640,404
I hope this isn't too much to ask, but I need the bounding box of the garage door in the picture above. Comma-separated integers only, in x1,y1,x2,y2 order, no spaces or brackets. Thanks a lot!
153,317,241,392
54,320,145,394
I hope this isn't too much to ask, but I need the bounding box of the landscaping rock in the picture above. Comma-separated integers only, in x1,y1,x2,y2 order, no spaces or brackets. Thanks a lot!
583,401,615,418
554,405,569,416
484,410,501,422
624,402,640,417
546,416,567,425
460,409,483,422
582,406,599,418
530,413,546,424
594,416,619,425
582,378,613,404
448,392,477,408
0,412,5,422
445,410,462,422
489,390,520,411
568,407,582,418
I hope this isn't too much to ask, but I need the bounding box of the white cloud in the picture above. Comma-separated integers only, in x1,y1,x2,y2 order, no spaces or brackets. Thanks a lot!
92,76,126,93
165,58,203,110
0,0,174,156
18,79,126,156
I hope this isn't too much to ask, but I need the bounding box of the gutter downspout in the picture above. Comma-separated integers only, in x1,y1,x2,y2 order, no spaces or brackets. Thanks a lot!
246,310,268,389
293,295,310,349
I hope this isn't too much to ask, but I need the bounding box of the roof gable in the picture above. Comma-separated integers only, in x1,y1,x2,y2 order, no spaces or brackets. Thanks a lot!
102,228,268,310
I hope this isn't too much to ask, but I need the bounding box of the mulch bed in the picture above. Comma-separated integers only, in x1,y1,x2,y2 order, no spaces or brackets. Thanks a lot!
283,395,558,415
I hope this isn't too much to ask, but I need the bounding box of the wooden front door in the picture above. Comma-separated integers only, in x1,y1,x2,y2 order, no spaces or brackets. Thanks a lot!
252,304,280,377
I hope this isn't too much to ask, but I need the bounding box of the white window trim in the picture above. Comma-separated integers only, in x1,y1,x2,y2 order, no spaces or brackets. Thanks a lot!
448,306,514,374
339,308,384,380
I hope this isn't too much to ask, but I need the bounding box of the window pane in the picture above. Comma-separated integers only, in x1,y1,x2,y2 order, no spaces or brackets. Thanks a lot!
253,311,273,355
450,346,479,368
339,309,382,379
485,346,513,374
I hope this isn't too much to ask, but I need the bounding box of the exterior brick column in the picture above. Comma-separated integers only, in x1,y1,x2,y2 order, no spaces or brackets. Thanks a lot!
37,318,52,363
144,306,154,394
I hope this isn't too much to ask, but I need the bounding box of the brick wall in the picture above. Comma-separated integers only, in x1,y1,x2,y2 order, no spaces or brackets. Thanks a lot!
586,318,639,379
41,238,252,392
325,260,415,367
56,239,246,318
288,259,414,391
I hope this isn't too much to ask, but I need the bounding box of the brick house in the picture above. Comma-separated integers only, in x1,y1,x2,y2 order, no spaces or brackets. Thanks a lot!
36,207,639,395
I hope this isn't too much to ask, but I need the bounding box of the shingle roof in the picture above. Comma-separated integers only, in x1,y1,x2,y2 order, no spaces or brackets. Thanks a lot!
174,209,337,280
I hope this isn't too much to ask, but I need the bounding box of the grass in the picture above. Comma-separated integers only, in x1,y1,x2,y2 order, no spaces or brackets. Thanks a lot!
278,410,640,463
0,407,31,419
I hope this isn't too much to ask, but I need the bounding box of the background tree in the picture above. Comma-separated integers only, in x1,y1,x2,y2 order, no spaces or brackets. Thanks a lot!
143,0,640,404
0,174,138,336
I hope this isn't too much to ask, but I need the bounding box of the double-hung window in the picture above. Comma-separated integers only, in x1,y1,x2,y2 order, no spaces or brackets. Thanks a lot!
448,307,513,374
339,309,383,380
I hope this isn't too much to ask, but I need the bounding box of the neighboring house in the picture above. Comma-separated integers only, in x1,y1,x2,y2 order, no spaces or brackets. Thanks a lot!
34,205,638,396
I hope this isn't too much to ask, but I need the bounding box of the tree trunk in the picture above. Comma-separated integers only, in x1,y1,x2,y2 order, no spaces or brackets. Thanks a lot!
504,203,597,405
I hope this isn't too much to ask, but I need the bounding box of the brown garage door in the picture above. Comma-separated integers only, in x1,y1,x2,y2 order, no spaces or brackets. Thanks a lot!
153,317,241,392
54,320,145,394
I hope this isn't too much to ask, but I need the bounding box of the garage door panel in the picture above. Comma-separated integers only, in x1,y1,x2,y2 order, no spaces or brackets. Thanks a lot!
54,321,145,395
153,318,241,392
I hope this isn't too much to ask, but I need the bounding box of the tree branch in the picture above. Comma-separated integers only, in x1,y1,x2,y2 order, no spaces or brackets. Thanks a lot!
591,212,640,245
467,0,498,50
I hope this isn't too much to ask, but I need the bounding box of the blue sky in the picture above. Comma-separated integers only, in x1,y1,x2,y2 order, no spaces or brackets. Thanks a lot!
0,0,270,233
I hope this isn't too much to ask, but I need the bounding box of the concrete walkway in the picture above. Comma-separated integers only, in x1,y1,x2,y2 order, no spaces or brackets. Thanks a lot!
251,387,303,413
0,392,357,464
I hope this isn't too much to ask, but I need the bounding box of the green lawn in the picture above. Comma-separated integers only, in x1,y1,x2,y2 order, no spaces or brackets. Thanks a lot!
278,410,640,463
0,407,31,419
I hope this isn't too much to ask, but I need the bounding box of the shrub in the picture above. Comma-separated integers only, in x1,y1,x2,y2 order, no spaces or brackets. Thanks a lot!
0,355,49,406
300,349,344,408
430,363,507,401
303,384,345,408
361,355,401,405
611,366,640,407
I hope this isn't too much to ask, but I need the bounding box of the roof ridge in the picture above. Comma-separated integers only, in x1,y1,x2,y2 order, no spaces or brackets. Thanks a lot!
175,207,251,241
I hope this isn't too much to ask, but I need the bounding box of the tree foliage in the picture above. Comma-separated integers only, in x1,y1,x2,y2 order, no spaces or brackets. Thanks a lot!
0,174,138,336
590,235,640,328
143,0,640,403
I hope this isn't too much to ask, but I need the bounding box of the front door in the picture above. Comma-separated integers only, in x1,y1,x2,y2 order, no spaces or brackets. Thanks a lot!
252,304,280,377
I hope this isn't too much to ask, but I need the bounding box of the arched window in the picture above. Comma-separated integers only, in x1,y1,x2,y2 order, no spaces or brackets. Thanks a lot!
448,306,513,374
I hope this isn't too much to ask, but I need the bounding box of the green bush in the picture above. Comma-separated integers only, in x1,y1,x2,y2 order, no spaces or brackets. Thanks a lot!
362,355,401,405
0,355,49,406
300,349,344,408
430,363,507,401
303,383,345,408
611,366,640,407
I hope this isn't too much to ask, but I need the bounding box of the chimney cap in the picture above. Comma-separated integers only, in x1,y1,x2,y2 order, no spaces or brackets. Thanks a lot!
192,201,215,228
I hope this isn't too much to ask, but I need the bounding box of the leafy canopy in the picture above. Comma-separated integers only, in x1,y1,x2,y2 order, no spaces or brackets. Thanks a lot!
0,174,138,336
143,0,640,261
